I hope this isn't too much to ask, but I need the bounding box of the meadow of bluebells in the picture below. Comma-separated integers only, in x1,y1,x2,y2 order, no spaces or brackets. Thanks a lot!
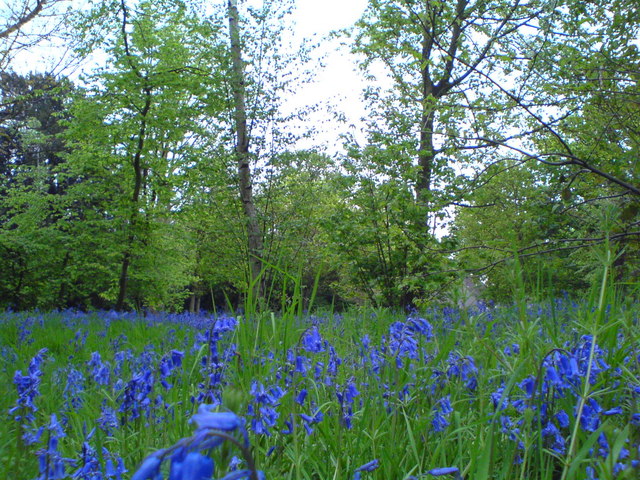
1,298,639,480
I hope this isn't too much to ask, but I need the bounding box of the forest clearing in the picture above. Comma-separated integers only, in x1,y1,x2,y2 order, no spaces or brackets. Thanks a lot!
1,0,639,479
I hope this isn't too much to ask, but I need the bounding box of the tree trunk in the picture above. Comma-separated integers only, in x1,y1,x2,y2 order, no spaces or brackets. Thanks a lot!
415,6,437,203
228,0,263,298
417,108,435,200
116,87,152,311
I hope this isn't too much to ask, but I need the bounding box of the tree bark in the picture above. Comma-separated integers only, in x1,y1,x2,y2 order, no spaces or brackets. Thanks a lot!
0,0,47,39
228,0,263,298
115,87,152,311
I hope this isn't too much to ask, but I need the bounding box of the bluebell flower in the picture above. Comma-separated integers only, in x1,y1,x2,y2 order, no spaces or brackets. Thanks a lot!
432,410,449,433
302,327,325,353
131,406,260,480
432,396,453,433
602,406,623,416
579,398,601,432
219,470,266,480
171,350,185,367
447,354,478,391
542,421,565,454
427,466,459,476
281,414,294,435
250,382,284,406
295,355,309,375
597,432,609,458
118,366,157,424
295,388,308,406
63,367,85,411
35,414,75,480
356,459,379,472
556,409,570,429
490,385,508,410
104,448,127,480
254,405,278,435
10,348,48,423
131,454,163,480
327,346,341,377
388,321,419,366
407,316,434,339
88,351,111,385
191,407,244,432
353,459,379,480
300,407,324,435
519,376,536,397
73,439,102,479
228,456,243,471
169,451,214,480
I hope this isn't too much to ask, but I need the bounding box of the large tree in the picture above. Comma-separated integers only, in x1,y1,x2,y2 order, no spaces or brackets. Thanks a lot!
350,0,542,207
63,0,228,310
344,0,640,301
449,0,640,290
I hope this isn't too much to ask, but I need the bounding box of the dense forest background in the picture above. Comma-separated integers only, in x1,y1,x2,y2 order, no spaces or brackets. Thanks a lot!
1,0,638,312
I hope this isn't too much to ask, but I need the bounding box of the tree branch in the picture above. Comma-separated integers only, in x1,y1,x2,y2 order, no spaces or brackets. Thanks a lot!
0,0,46,40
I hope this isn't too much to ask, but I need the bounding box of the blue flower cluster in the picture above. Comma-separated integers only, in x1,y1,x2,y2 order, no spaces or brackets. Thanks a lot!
3,301,639,480
131,406,264,480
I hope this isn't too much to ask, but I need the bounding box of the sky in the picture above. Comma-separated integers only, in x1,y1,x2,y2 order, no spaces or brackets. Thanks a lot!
286,0,370,152
7,0,371,152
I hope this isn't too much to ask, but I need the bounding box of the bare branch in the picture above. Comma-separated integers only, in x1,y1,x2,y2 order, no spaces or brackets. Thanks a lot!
0,0,47,40
430,231,640,277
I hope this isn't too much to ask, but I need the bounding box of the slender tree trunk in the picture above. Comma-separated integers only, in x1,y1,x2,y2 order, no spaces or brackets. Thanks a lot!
416,8,436,203
116,87,152,311
417,108,435,199
57,252,70,306
228,0,263,298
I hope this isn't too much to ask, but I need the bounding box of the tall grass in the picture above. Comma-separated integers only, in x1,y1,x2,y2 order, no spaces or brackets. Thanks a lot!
1,255,638,479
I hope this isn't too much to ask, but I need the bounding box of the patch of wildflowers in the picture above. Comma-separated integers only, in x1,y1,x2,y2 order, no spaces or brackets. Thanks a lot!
10,348,47,426
35,414,75,480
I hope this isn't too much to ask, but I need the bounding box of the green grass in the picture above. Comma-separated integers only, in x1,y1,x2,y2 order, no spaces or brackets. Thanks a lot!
1,272,639,479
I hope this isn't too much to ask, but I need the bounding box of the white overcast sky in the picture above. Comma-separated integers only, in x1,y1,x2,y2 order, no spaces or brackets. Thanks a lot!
287,0,370,152
8,0,371,152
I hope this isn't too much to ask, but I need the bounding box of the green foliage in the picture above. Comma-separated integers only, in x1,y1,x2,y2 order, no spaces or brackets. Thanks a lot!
2,0,640,311
58,0,230,310
1,271,639,479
